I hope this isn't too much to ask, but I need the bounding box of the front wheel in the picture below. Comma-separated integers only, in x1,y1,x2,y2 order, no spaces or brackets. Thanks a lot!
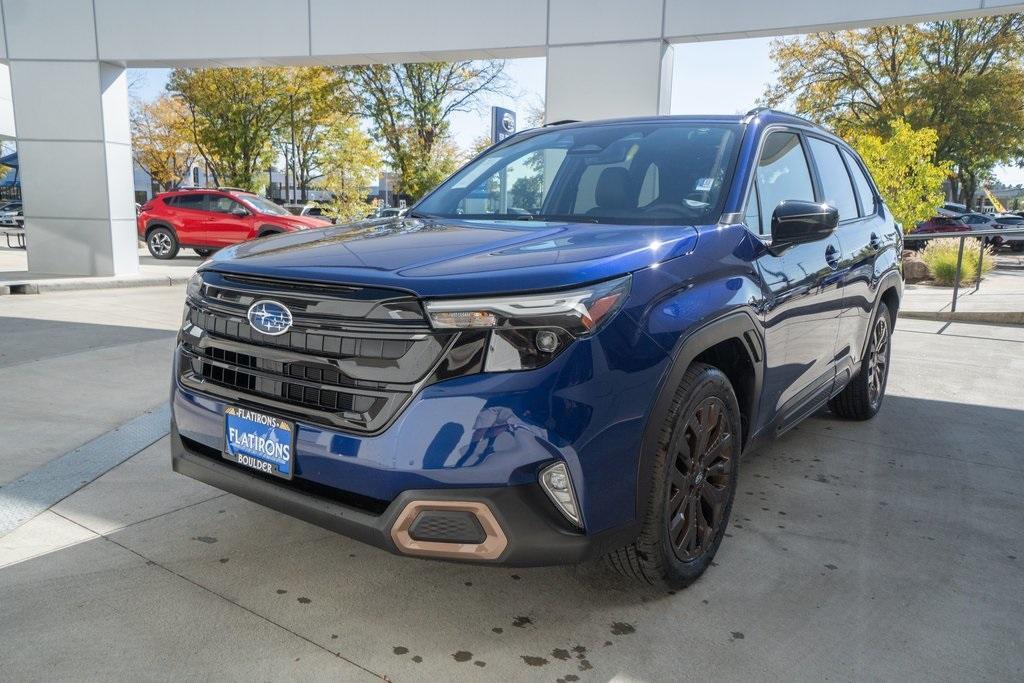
146,227,179,260
829,302,892,420
193,248,215,259
606,363,741,589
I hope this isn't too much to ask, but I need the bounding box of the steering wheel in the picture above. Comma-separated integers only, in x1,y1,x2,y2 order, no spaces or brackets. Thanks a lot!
640,201,698,219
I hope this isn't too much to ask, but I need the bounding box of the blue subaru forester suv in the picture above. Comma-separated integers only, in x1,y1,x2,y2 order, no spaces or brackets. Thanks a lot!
171,109,902,588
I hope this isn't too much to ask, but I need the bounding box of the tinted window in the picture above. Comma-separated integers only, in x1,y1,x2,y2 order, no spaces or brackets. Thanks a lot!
841,149,876,217
166,193,208,209
756,132,815,226
208,195,241,213
416,122,742,225
808,138,858,221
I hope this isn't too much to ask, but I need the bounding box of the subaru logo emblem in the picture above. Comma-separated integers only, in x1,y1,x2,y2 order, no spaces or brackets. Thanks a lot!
247,300,293,336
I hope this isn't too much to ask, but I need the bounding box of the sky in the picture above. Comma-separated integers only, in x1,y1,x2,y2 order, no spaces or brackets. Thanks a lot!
128,37,1024,186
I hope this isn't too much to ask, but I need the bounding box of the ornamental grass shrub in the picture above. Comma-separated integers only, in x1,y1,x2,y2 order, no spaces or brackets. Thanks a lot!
920,238,995,286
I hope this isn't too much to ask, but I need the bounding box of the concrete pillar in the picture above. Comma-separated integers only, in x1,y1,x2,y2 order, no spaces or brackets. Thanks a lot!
545,41,674,123
545,0,673,123
5,0,138,276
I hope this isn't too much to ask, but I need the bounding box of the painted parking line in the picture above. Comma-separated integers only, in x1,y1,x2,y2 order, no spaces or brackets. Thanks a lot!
0,404,170,537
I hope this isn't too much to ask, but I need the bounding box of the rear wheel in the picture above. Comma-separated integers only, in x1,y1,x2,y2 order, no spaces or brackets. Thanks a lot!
146,227,179,259
606,363,740,589
829,302,892,420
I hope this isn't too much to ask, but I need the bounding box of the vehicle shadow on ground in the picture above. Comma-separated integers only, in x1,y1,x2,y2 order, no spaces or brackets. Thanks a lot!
3,392,1022,680
0,317,177,367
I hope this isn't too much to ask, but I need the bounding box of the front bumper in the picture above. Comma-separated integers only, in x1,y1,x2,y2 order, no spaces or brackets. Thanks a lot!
171,424,632,566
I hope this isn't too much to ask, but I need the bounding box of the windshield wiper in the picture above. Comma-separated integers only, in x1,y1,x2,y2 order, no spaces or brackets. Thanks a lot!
511,214,600,224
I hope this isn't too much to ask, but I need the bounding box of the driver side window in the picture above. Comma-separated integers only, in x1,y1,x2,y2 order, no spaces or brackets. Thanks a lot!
746,131,815,236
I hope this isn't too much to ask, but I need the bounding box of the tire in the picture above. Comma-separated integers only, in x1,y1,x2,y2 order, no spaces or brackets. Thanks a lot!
605,363,741,589
1011,242,1024,253
193,248,215,259
146,226,179,260
829,302,892,420
258,229,282,238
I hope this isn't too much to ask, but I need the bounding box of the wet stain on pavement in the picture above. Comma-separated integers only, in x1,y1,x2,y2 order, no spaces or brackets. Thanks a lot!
297,597,311,604
275,589,287,594
218,558,229,563
730,631,745,641
474,661,486,667
512,616,533,628
521,655,548,666
556,676,580,683
393,646,408,655
610,622,635,635
192,536,217,544
452,651,473,662
825,564,838,570
552,648,571,661
412,656,422,663
492,627,503,634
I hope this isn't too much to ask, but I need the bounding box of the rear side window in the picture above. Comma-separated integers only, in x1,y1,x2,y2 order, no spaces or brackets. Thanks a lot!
841,149,877,216
808,138,858,221
166,193,207,210
752,132,815,234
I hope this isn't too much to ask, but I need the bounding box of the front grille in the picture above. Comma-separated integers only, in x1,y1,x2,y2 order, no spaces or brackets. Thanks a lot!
178,271,486,433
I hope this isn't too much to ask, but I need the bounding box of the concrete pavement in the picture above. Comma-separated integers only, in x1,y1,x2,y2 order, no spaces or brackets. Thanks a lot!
1,287,1022,681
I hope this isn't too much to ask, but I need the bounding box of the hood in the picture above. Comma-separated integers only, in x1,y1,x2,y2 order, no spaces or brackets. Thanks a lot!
204,217,698,297
276,214,331,229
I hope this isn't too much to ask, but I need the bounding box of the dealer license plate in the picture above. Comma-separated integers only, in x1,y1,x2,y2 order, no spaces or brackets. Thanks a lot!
223,406,295,480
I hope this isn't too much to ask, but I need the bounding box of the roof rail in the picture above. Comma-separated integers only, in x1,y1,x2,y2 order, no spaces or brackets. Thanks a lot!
543,119,579,127
743,107,825,129
217,186,251,193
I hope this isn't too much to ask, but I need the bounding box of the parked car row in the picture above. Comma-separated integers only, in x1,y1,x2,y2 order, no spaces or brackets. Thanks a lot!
910,210,1024,250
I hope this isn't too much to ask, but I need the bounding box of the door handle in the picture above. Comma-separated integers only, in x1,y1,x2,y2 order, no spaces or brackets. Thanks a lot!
825,244,840,268
869,233,882,250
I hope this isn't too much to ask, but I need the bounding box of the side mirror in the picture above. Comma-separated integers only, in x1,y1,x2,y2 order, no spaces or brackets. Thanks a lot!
230,205,249,217
770,200,838,251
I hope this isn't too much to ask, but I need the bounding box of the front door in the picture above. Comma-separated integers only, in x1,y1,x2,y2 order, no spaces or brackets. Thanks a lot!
203,194,253,246
744,130,844,430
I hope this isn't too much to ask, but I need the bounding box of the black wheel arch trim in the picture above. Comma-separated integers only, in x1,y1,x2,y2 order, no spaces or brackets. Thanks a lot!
861,269,902,361
258,225,284,237
144,220,176,239
633,309,764,525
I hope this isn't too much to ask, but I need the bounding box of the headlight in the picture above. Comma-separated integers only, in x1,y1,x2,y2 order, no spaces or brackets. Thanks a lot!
424,275,630,372
186,272,203,301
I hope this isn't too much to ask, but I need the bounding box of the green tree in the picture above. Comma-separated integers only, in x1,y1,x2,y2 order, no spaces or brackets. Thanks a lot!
349,61,509,199
764,16,1024,208
275,67,354,201
168,67,289,190
318,115,382,223
848,119,950,231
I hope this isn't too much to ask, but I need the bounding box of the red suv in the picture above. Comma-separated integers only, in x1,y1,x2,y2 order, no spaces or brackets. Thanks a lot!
137,188,331,259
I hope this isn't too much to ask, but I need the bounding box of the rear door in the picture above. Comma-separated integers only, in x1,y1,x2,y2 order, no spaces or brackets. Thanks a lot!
746,130,845,429
827,141,901,370
203,194,254,246
165,193,210,245
806,137,892,383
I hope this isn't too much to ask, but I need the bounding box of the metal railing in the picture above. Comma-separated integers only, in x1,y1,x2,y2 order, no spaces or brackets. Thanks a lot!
903,227,1024,312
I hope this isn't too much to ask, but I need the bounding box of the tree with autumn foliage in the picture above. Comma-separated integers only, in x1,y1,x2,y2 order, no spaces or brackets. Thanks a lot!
349,61,510,199
764,15,1024,208
318,115,382,222
848,119,951,232
130,95,198,191
168,67,290,191
275,67,356,201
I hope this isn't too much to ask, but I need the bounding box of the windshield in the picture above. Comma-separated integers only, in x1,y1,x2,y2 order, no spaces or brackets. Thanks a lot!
415,121,741,225
238,194,291,216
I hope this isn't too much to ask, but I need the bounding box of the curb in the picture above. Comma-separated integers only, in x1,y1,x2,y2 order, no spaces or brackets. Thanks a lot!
898,310,1024,325
0,274,192,295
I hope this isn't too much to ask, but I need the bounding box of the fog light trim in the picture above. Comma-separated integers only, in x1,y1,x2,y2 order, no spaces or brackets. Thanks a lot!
540,462,583,528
